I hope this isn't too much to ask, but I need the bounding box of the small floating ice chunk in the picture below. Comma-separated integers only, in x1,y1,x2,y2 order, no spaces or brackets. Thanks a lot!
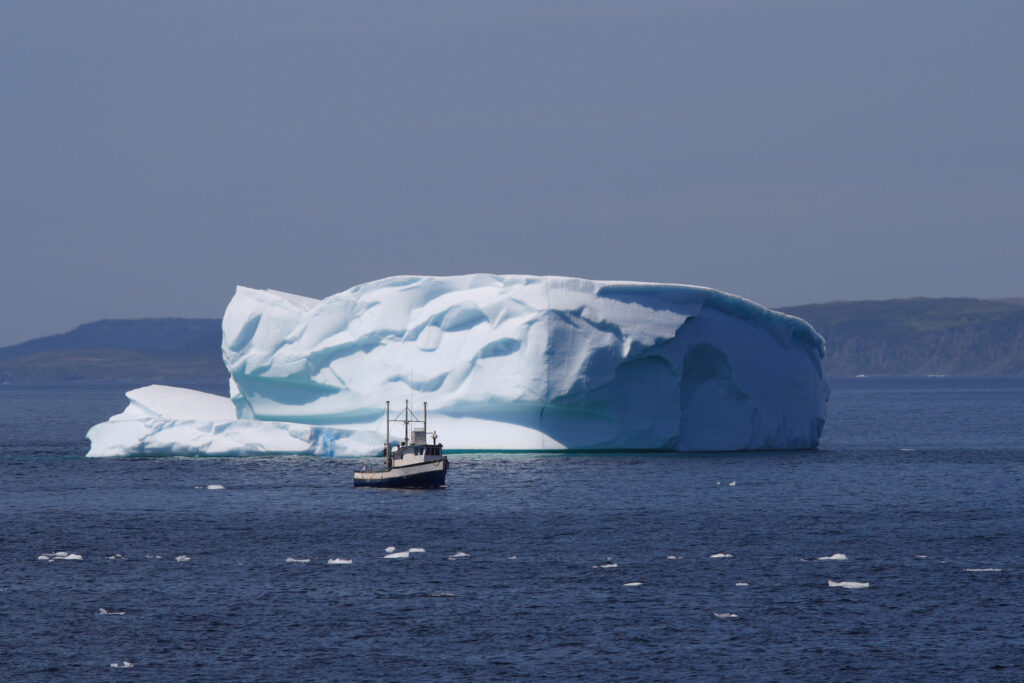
714,612,739,618
285,557,310,563
735,582,749,586
728,481,736,486
98,608,126,615
915,555,927,559
448,551,470,560
206,484,226,490
427,592,456,598
385,551,410,559
38,552,83,562
110,661,133,669
594,562,618,569
385,546,396,553
817,554,848,561
828,580,869,589
144,554,162,559
327,558,353,565
709,553,733,559
105,553,127,560
965,568,1002,572
175,555,191,562
408,547,426,553
507,555,517,560
623,581,643,587
666,555,679,560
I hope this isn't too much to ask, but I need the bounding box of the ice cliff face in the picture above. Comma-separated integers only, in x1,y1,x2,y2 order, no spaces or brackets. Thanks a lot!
221,275,828,452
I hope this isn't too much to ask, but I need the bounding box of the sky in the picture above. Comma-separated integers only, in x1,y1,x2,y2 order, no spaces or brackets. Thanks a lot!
2,0,1023,347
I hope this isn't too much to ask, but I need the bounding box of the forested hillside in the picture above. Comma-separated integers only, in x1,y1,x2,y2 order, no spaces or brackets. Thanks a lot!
779,298,1024,376
0,319,227,384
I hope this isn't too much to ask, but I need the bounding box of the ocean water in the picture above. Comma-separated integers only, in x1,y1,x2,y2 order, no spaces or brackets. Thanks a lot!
1,378,1022,680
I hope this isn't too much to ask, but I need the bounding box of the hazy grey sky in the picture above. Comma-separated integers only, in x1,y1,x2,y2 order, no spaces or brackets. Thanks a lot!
3,0,1023,346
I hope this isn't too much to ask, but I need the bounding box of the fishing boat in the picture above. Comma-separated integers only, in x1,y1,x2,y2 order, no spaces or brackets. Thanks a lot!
353,400,447,488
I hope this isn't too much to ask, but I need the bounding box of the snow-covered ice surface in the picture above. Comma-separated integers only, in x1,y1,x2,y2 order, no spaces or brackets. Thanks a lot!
87,274,828,456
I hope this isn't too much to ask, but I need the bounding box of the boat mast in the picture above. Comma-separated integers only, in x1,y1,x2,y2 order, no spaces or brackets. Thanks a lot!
404,399,409,444
423,402,427,434
385,401,391,468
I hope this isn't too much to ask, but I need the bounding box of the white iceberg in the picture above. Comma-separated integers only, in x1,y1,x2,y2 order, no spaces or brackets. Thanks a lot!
86,385,378,457
87,275,828,456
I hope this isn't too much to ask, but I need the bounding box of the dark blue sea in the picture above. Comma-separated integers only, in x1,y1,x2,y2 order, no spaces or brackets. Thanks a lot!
1,377,1022,680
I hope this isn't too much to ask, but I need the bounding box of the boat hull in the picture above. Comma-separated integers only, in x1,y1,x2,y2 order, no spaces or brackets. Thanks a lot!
353,458,447,488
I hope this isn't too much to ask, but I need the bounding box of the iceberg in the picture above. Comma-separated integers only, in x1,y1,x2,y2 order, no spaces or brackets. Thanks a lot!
85,385,378,457
87,274,828,456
